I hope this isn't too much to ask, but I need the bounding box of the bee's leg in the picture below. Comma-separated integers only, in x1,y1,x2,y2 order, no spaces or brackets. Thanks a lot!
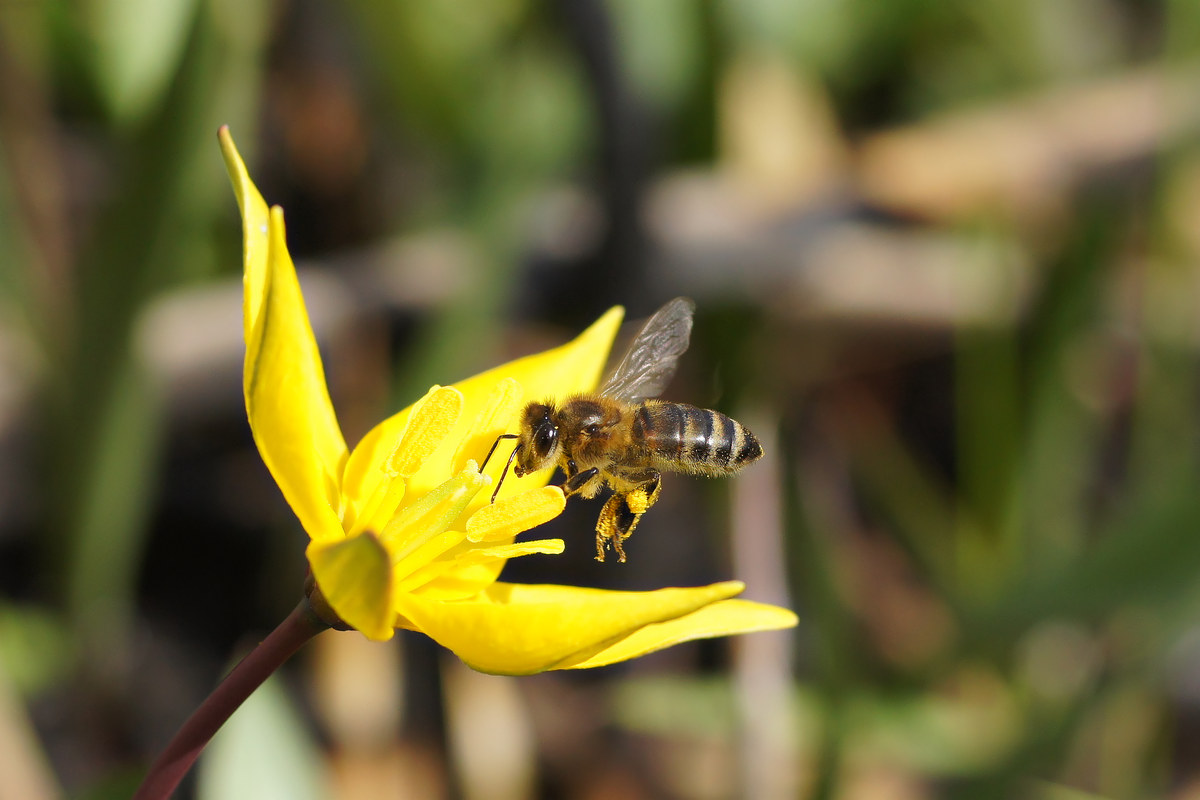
594,472,661,563
594,493,633,562
621,474,661,527
562,467,600,497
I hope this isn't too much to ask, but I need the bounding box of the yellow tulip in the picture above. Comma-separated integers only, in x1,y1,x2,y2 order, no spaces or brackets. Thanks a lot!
219,127,796,675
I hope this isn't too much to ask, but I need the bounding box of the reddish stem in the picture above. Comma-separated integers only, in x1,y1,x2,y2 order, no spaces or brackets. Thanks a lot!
133,598,329,799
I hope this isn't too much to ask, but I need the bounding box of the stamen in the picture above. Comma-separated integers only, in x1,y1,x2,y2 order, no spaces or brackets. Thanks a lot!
395,538,565,595
345,477,406,540
379,466,489,561
390,385,464,478
344,385,462,538
466,486,566,542
393,528,469,579
457,538,565,562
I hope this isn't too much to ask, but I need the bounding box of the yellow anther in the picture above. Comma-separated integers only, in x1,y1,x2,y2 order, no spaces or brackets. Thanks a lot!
342,385,461,538
465,486,566,542
389,385,464,478
456,538,565,563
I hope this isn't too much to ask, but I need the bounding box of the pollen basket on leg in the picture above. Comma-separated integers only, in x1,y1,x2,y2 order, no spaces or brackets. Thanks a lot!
452,377,524,476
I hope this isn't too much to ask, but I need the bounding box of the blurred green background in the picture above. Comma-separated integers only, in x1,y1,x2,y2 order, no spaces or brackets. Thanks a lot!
3,0,1200,798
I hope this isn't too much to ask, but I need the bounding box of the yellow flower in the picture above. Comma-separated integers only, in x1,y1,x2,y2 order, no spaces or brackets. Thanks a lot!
219,127,797,675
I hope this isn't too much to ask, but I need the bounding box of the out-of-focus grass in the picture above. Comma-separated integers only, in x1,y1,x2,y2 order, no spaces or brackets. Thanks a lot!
40,0,272,659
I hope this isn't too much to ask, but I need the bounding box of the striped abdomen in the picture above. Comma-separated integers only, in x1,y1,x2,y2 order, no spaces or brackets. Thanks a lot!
631,401,762,476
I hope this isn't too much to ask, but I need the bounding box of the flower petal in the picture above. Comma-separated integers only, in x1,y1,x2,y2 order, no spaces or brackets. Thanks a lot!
218,127,269,347
307,533,395,642
393,580,748,675
562,599,798,670
222,130,348,542
341,307,623,516
404,562,508,602
452,377,524,476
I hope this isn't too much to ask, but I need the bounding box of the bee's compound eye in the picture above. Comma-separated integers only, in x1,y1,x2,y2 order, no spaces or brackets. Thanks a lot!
534,423,557,456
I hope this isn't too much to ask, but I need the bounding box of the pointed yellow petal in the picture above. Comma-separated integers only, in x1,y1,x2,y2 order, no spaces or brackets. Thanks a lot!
342,307,623,516
563,599,798,670
223,130,347,542
218,127,269,348
392,580,747,675
307,533,395,642
465,486,566,542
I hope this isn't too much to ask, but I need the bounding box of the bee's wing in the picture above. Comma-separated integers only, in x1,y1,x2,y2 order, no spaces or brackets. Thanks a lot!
599,297,695,403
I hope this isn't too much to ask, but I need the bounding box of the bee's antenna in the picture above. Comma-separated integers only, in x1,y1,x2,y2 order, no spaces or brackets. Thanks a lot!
479,433,519,473
479,434,520,503
490,444,522,503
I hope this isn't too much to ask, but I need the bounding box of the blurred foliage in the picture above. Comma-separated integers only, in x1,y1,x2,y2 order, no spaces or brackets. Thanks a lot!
2,0,1200,798
0,605,73,696
196,674,324,800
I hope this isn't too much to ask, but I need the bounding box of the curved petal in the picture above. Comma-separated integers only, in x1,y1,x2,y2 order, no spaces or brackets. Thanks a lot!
561,598,798,670
222,130,348,542
452,377,524,475
218,127,269,345
342,307,623,517
245,208,348,540
308,533,395,642
393,580,747,675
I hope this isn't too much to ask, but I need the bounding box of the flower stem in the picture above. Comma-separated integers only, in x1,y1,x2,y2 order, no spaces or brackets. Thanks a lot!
133,598,330,800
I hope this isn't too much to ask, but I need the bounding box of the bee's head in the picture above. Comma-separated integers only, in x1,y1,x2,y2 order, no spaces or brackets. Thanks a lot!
514,402,560,476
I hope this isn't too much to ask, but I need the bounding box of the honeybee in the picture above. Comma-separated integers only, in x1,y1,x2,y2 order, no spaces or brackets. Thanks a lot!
481,297,763,562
